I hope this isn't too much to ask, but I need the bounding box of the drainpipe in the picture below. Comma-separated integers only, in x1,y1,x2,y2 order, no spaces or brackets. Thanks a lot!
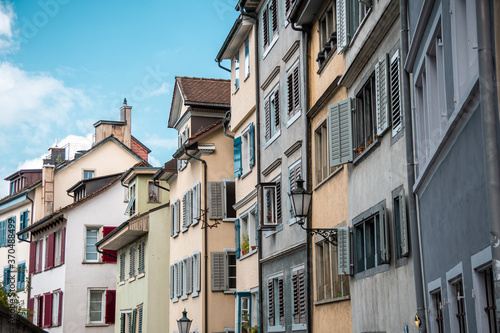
18,193,35,244
153,179,170,192
400,0,426,331
218,60,231,73
222,111,235,139
476,0,500,326
183,147,209,333
96,248,117,259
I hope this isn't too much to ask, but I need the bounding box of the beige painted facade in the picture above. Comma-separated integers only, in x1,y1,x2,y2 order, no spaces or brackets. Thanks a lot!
307,3,352,332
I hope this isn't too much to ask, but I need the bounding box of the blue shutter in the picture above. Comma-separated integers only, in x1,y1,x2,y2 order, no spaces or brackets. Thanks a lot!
3,267,10,291
234,137,242,178
249,123,255,168
255,207,259,242
0,220,5,247
235,219,241,259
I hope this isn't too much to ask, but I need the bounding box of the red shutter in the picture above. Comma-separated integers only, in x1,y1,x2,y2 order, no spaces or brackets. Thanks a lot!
61,227,66,265
102,227,117,263
58,291,63,326
46,233,55,269
28,298,34,321
105,290,116,324
29,242,36,274
43,293,53,327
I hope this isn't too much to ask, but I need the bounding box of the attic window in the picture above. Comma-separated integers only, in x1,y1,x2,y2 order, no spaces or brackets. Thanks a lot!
83,170,94,179
148,182,160,203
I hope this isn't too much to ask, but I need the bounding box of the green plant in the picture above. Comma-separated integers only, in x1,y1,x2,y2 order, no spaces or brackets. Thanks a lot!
242,233,250,255
251,325,259,333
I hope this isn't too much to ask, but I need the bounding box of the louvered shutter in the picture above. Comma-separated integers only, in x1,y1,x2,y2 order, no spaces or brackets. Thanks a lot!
274,89,280,132
193,182,201,224
120,253,125,281
58,291,63,326
298,269,306,323
186,256,193,294
0,220,5,247
375,55,390,136
276,179,282,223
138,242,145,274
28,297,34,321
129,247,135,278
196,253,201,292
337,0,347,53
292,271,299,323
138,306,143,333
60,227,66,264
271,0,278,34
390,51,403,136
105,290,116,324
131,308,137,333
290,164,301,218
249,123,255,168
265,98,271,140
211,252,226,291
285,0,291,13
399,188,409,257
208,182,224,219
293,65,300,112
255,206,259,242
287,72,294,115
177,262,182,297
263,8,269,47
234,136,242,178
268,279,275,326
120,313,126,333
188,189,192,226
337,227,352,275
235,219,241,259
182,192,187,229
175,200,180,234
29,241,36,274
46,233,55,269
278,276,285,325
182,259,187,297
379,205,390,263
329,99,353,167
19,212,24,231
170,265,174,299
102,227,117,262
43,293,52,327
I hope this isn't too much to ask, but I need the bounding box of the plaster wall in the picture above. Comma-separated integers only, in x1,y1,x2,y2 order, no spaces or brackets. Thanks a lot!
233,113,258,205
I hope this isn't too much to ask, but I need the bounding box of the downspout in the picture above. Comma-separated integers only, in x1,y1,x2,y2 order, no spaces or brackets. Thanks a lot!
153,180,170,192
400,0,426,331
183,147,209,333
18,193,35,244
476,0,500,326
218,60,232,73
96,248,117,259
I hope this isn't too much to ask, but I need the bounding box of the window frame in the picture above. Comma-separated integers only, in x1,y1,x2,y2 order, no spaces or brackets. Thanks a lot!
267,272,285,331
264,84,281,143
262,0,279,52
238,205,258,258
87,288,106,324
286,60,301,123
83,169,95,179
84,226,100,263
235,51,240,90
291,265,307,329
147,181,160,203
244,37,250,78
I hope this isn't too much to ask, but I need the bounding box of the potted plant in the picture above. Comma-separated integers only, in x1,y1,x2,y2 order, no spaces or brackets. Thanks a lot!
242,233,249,255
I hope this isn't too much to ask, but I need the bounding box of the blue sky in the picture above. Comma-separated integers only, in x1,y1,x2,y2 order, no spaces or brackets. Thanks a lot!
0,0,238,198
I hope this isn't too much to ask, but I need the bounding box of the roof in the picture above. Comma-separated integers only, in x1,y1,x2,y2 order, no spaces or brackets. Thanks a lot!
175,76,231,106
66,172,123,194
190,119,223,143
95,211,150,250
131,135,152,153
4,169,42,181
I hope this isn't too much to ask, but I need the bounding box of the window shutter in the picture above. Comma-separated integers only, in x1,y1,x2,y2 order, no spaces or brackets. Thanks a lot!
3,267,9,292
175,200,180,235
170,265,174,299
0,220,5,247
399,188,409,257
329,99,353,167
390,51,403,136
292,270,299,324
379,205,390,263
120,313,126,333
235,219,241,259
255,207,259,242
182,260,187,297
28,297,35,321
102,227,117,262
29,241,36,274
138,306,143,333
170,204,175,236
182,192,187,229
274,89,280,132
234,136,242,178
130,247,135,278
278,276,285,325
60,227,66,265
43,293,52,327
120,253,125,281
208,182,224,219
46,233,55,269
287,72,294,115
177,262,182,297
263,8,269,47
138,242,145,274
105,290,116,324
337,227,352,275
298,269,306,323
249,123,255,168
375,55,390,136
336,0,348,53
131,308,137,333
285,0,291,13
196,253,201,292
19,212,24,231
187,256,193,294
293,65,300,112
276,179,282,223
58,291,63,326
211,252,226,291
265,98,271,140
268,279,275,326
271,0,278,34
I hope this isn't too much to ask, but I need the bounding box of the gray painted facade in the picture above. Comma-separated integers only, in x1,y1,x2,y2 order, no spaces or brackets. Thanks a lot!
407,0,498,332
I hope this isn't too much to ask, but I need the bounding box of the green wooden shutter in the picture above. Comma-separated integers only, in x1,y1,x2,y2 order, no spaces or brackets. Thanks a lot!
249,123,255,168
390,50,403,136
208,182,224,219
131,308,137,333
120,313,125,333
211,252,226,291
337,227,352,275
0,220,5,247
399,188,409,257
379,205,390,264
375,55,390,136
235,219,241,259
234,136,242,178
337,0,348,53
329,99,353,167
138,306,143,333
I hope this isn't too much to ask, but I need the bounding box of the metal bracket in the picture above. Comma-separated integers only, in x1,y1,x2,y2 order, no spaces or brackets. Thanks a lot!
200,208,220,229
297,219,338,246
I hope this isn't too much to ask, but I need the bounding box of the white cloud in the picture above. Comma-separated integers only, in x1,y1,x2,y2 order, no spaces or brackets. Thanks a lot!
0,1,15,52
146,82,170,97
143,134,178,150
148,155,161,167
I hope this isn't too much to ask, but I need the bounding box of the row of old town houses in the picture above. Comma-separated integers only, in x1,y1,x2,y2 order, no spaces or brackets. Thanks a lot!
0,0,499,332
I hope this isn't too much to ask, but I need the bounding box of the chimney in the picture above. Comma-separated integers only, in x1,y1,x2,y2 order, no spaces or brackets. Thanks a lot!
120,98,132,148
42,164,55,216
43,147,66,166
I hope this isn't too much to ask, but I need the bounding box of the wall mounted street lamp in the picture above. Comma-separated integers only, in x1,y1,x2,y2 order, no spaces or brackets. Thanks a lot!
177,309,192,333
289,179,338,246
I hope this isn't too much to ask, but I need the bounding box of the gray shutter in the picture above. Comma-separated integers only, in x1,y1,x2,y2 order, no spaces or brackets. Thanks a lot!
399,188,409,257
265,99,271,140
175,200,180,234
379,205,390,263
268,279,275,326
292,270,299,324
276,179,282,223
195,253,201,292
192,183,201,224
329,99,353,167
278,276,285,325
211,252,226,291
390,51,403,136
208,182,224,219
170,265,174,299
271,0,278,34
274,88,280,132
337,227,352,275
186,256,193,294
287,72,294,115
375,55,390,136
263,7,269,47
293,66,300,111
336,0,348,53
170,204,175,236
298,269,306,323
182,192,187,229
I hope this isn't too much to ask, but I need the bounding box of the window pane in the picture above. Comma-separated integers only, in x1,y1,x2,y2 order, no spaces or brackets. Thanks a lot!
365,217,375,270
86,229,98,261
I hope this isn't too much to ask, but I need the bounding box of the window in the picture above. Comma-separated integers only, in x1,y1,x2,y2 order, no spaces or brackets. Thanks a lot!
353,73,376,156
148,182,160,203
208,179,236,220
234,123,255,178
3,266,11,292
52,290,63,327
211,251,236,291
235,52,240,90
178,127,189,171
240,294,251,333
288,160,302,221
51,228,65,267
17,263,25,290
192,182,201,225
88,290,105,323
353,201,389,274
262,0,278,49
314,121,340,184
125,183,137,217
119,252,126,282
258,178,281,228
236,206,258,258
450,278,467,333
393,186,409,260
138,241,145,274
83,170,94,179
267,274,285,328
244,38,250,78
317,2,336,66
237,292,258,333
86,228,99,262
75,188,86,201
19,210,29,239
430,289,445,333
315,238,350,301
36,294,44,327
264,85,280,141
170,199,181,237
29,238,44,274
292,267,306,327
129,246,136,279
336,0,370,52
287,62,300,120
476,266,497,332
36,238,43,272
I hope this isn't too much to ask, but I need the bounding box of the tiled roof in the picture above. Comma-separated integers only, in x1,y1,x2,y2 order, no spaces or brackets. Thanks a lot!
190,119,223,140
176,76,231,106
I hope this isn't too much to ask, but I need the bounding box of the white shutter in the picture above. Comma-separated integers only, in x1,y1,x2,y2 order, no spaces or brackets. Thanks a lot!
329,99,353,167
379,205,390,263
336,0,348,53
337,227,352,275
208,182,224,219
175,200,180,235
390,50,403,136
375,55,390,136
399,188,409,257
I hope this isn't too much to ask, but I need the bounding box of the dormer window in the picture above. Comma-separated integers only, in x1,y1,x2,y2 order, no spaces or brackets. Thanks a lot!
9,177,25,195
83,170,94,179
75,188,86,201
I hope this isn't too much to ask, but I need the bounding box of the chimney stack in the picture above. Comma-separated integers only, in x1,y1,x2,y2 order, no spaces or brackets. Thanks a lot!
42,164,55,216
120,98,132,148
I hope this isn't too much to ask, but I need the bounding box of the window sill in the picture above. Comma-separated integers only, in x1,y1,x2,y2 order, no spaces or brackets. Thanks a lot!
292,323,307,331
268,325,285,332
244,73,251,82
352,138,381,165
118,281,125,286
317,44,338,75
181,294,188,300
354,263,389,281
137,272,145,279
233,87,240,95
396,256,408,268
264,130,281,149
223,218,236,222
240,168,253,180
239,248,258,260
313,166,343,192
82,261,103,264
265,223,283,237
128,277,136,283
286,110,301,128
86,323,109,327
314,295,350,306
263,35,279,60
224,290,236,295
